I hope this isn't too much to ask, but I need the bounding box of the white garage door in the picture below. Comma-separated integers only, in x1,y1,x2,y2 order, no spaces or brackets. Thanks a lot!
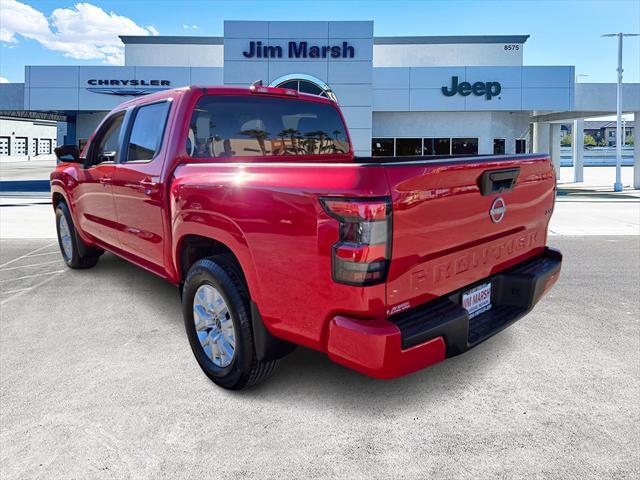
0,137,9,156
38,139,52,155
14,137,27,155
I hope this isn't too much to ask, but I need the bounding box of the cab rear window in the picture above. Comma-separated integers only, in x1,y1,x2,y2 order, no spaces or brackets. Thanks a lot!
187,95,350,158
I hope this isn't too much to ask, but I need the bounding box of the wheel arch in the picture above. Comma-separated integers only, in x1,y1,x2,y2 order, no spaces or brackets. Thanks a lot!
176,232,295,363
174,232,261,304
51,185,69,209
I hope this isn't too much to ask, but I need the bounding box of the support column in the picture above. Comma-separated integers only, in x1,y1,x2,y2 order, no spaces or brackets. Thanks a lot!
64,115,77,146
549,124,561,176
635,112,640,189
573,119,584,182
533,122,550,154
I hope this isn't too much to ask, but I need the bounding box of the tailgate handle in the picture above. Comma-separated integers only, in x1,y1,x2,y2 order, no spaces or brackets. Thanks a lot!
478,168,520,196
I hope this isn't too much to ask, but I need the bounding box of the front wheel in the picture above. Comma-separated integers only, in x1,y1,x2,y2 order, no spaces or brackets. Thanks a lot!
182,257,279,390
55,202,101,269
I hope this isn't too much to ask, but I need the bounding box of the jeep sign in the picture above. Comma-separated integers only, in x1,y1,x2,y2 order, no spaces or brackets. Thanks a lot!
442,76,502,100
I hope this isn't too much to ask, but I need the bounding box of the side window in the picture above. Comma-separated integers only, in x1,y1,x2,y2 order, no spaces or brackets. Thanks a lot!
91,112,125,165
125,102,171,162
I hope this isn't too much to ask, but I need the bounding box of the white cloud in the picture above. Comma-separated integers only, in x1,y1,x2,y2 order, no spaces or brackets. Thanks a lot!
0,1,159,65
0,76,10,83
182,24,199,30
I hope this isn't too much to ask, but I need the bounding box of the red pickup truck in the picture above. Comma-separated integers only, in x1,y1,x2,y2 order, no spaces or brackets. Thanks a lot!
52,85,562,390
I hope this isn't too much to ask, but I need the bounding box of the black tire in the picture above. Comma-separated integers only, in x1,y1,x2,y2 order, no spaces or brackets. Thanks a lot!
55,202,101,269
182,256,279,390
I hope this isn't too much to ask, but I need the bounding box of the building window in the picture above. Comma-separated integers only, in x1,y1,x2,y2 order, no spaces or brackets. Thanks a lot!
452,138,478,155
271,74,337,102
608,131,615,138
493,138,506,155
395,138,422,156
372,138,394,157
423,138,451,155
516,139,527,154
373,137,482,157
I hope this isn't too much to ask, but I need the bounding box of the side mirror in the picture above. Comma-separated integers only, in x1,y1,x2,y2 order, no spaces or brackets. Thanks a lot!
54,144,83,163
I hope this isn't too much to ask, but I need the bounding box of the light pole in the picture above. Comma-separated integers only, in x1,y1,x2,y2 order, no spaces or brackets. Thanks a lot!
602,33,639,192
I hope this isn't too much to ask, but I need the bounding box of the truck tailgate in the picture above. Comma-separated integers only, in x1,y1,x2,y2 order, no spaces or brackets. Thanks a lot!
383,155,555,313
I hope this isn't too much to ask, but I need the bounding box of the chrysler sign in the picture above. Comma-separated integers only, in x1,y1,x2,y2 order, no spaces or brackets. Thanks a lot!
87,79,171,96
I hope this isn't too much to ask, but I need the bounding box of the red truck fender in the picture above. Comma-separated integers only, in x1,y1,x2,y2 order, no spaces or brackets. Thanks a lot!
171,217,263,306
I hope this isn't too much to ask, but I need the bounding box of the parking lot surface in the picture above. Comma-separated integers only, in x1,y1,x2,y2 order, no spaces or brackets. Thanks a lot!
0,235,638,479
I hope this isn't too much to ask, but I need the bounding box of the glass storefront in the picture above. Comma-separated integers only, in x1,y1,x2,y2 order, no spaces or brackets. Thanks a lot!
372,137,479,157
452,138,479,155
371,138,395,157
395,138,422,156
423,138,451,156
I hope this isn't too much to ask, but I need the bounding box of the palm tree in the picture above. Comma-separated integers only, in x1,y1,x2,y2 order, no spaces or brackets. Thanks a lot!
305,130,329,154
278,128,300,154
240,128,270,155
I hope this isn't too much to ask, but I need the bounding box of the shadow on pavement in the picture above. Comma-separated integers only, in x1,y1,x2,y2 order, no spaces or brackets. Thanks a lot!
91,251,511,406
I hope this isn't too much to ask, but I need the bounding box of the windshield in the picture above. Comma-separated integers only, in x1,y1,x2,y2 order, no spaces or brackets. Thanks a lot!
187,95,350,158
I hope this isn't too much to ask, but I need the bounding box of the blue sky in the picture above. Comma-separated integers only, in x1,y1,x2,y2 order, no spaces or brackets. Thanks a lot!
1,0,639,84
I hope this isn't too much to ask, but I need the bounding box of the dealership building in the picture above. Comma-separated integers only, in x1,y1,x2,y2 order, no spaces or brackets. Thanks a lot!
1,20,639,183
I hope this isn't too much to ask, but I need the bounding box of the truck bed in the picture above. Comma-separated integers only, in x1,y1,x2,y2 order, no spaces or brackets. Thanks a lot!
354,153,536,165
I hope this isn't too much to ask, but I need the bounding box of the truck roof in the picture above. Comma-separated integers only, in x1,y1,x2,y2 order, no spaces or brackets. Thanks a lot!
114,85,335,110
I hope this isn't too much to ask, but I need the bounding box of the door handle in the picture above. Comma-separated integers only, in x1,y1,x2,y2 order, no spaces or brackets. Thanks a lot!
138,178,159,193
99,177,112,186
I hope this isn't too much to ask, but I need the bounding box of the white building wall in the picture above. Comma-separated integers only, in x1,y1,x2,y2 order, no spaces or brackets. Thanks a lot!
0,117,57,159
489,112,531,153
373,42,524,67
125,44,224,67
574,83,640,112
372,111,530,155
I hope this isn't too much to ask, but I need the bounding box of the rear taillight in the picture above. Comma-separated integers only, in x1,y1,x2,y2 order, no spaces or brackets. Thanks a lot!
320,197,392,286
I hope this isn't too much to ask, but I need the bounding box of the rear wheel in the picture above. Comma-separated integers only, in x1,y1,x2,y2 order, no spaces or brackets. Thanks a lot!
55,202,102,269
182,257,279,390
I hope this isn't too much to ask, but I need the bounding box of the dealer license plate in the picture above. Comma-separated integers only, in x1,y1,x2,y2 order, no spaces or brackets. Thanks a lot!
462,282,492,319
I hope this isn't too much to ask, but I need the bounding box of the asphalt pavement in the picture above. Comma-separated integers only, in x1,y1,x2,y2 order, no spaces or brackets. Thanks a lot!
1,231,639,478
1,161,639,478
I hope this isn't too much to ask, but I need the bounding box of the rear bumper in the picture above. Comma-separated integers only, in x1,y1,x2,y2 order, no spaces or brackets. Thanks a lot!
326,247,562,379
